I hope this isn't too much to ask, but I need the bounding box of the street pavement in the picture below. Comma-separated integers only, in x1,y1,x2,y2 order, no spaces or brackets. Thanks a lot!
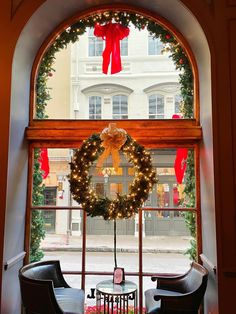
41,234,191,253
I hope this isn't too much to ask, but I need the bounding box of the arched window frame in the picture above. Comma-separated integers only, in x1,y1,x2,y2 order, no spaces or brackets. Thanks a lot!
25,5,202,311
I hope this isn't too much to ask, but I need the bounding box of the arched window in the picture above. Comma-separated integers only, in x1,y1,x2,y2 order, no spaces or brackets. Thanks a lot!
26,8,201,310
89,96,102,119
112,95,128,119
149,94,165,119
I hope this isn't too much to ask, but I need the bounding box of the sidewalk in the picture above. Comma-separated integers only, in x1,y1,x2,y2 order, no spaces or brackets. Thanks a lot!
41,234,191,253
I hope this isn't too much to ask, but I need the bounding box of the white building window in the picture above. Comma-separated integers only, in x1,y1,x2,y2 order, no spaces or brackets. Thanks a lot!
120,37,128,56
149,94,165,119
175,94,182,114
148,35,163,55
88,28,103,56
89,96,102,119
112,95,128,119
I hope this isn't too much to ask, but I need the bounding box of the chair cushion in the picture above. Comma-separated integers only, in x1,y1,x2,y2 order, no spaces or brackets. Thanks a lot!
55,287,85,314
145,288,183,314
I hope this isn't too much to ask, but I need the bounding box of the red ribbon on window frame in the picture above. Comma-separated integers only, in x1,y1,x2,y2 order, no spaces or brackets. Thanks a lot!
172,114,188,184
39,148,50,179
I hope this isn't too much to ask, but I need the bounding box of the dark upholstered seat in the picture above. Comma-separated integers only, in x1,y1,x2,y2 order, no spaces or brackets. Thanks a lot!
19,260,84,314
145,262,208,314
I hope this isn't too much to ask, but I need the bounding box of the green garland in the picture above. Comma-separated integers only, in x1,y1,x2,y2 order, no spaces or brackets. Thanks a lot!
30,148,46,262
69,134,157,220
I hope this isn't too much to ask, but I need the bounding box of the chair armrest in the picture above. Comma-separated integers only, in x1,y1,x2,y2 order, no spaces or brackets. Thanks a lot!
51,260,70,288
29,260,71,288
151,275,186,291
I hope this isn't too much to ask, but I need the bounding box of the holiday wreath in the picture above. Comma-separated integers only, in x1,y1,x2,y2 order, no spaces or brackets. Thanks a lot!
69,125,157,220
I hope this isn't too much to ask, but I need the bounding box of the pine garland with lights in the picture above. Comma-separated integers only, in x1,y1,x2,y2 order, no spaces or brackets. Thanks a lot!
69,133,157,220
30,148,46,262
182,150,197,261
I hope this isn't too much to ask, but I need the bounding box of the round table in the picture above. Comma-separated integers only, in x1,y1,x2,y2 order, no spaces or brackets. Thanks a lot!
96,279,137,313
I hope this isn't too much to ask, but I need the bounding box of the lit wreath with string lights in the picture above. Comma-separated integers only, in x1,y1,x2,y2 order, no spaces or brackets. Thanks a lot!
69,133,157,220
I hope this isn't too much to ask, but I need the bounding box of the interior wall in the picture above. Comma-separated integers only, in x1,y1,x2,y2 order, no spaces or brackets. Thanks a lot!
1,0,216,313
199,48,218,314
1,44,30,312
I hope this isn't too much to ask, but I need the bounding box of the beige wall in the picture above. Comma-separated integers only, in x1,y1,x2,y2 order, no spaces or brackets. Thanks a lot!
47,47,71,119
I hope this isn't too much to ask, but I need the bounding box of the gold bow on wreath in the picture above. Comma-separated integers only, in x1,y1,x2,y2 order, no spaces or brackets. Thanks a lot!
97,123,127,172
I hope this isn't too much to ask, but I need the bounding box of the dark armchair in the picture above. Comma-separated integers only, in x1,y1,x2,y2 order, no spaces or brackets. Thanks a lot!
145,262,208,314
19,260,85,314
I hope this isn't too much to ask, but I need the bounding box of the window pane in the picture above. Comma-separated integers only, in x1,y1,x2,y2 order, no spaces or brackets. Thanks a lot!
36,26,194,120
143,209,193,273
86,217,139,273
120,38,128,56
88,28,103,57
148,36,163,55
35,209,83,270
32,147,195,209
113,104,120,114
96,40,103,56
88,38,95,56
175,94,182,114
149,94,164,119
112,95,128,119
89,96,101,119
32,146,195,233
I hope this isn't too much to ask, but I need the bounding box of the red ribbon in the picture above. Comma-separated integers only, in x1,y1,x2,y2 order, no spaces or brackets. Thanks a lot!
94,23,130,74
174,147,188,184
39,148,50,179
172,114,188,184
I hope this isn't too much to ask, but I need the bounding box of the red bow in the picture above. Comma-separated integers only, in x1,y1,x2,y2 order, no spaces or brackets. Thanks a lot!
172,114,188,184
94,23,130,74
